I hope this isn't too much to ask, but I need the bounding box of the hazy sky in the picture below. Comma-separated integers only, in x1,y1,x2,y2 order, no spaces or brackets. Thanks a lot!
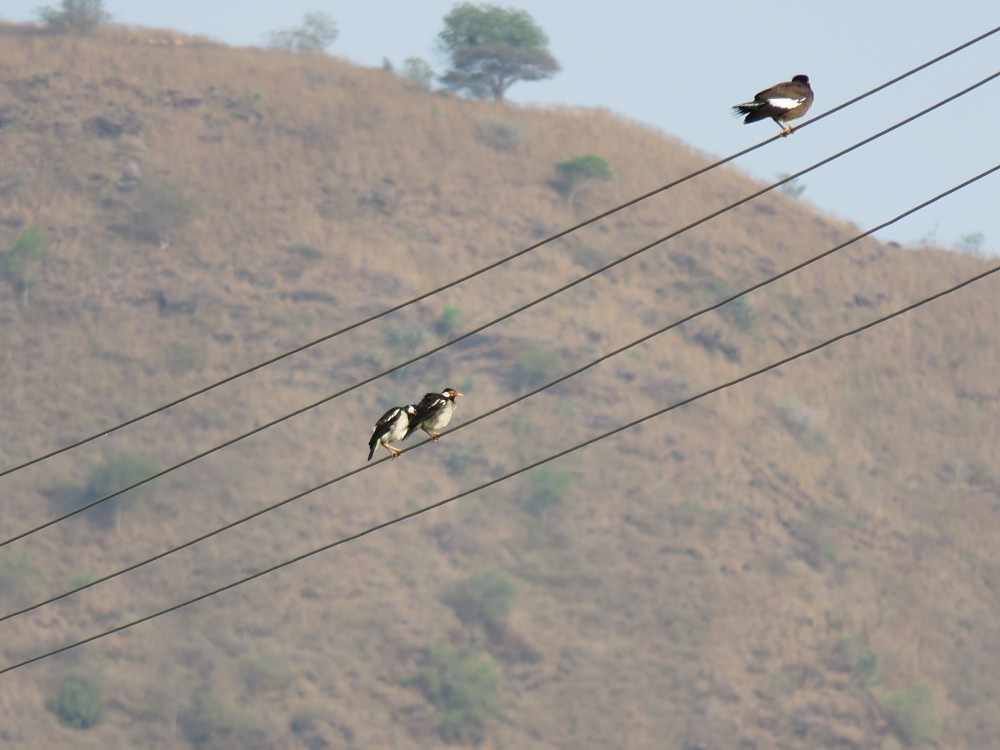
4,1,999,254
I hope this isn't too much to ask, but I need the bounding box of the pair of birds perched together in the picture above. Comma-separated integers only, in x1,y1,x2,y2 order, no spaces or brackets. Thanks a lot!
368,388,462,461
733,74,813,136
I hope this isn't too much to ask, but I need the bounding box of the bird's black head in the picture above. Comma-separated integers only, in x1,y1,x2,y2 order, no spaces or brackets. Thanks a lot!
441,388,462,400
792,74,810,84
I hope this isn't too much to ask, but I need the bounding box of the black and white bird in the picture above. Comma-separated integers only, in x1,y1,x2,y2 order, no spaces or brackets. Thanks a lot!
368,404,418,461
733,74,813,136
405,388,463,442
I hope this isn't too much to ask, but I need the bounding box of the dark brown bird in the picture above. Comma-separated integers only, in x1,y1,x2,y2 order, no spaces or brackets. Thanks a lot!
733,74,814,136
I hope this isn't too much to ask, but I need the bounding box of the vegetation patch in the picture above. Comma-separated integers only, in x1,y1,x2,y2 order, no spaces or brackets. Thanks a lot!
0,225,47,309
443,570,516,629
267,12,338,53
476,120,524,152
830,634,878,686
434,304,464,335
180,690,266,749
706,278,757,333
127,178,197,247
46,674,106,729
505,346,564,392
773,397,833,449
879,684,941,746
242,651,295,696
37,0,110,34
404,643,506,744
520,465,576,517
0,549,45,607
52,452,160,530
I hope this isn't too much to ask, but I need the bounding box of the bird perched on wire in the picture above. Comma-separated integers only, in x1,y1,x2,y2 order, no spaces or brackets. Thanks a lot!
733,74,813,136
368,404,418,461
405,388,463,442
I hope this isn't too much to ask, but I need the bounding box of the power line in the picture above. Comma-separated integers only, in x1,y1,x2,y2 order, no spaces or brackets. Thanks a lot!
4,23,997,479
2,263,995,676
0,66,1000,548
2,68,995,549
790,24,999,135
3,162,996,625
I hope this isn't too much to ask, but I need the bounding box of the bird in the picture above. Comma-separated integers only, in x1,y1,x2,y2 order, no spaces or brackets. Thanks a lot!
733,74,813,136
405,388,463,441
368,404,418,461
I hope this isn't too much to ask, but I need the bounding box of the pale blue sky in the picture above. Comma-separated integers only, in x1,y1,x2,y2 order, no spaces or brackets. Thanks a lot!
4,1,999,254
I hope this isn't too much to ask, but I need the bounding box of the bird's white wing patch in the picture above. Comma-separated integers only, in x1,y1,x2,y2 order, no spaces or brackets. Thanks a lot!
767,97,804,110
375,408,401,430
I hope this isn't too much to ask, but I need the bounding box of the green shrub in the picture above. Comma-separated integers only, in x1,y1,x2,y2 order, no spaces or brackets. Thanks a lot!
707,278,756,332
831,634,878,685
179,690,263,749
879,684,941,746
777,172,806,198
128,178,197,247
0,226,47,307
56,452,160,529
955,231,985,255
242,651,294,695
267,11,338,53
385,321,426,352
404,644,505,744
444,445,475,477
36,0,110,34
522,466,575,516
444,571,516,628
402,57,435,89
0,549,44,604
434,305,463,335
46,675,105,728
773,397,832,449
505,346,563,392
476,120,523,152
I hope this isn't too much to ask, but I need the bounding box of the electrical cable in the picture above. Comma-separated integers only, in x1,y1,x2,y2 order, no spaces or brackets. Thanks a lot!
2,68,995,549
2,263,995,676
2,162,995,625
4,23,997,479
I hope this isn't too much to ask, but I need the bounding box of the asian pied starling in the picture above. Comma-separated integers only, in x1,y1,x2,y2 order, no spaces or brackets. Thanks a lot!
368,404,418,461
405,388,463,441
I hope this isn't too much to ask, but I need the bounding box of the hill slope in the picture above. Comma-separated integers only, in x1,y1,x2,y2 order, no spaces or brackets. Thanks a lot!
0,23,998,750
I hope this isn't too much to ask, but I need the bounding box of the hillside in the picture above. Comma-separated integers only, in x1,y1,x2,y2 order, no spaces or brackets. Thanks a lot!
1,22,998,750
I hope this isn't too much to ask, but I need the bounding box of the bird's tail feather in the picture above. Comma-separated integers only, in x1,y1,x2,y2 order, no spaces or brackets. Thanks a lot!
733,104,770,124
732,102,761,115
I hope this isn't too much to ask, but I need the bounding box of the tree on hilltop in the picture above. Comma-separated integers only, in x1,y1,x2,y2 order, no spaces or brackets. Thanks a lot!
438,3,559,101
36,0,110,34
267,11,338,53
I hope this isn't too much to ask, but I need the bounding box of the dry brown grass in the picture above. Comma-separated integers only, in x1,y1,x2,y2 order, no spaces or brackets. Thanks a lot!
0,20,998,750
